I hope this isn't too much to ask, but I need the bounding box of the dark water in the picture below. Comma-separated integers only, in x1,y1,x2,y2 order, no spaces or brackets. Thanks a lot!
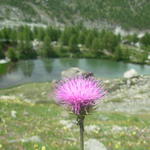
0,58,150,88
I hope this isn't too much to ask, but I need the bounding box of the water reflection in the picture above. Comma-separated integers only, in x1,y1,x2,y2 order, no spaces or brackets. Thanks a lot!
0,63,9,76
42,59,53,73
59,58,79,68
8,63,18,74
19,60,34,77
0,62,18,77
140,64,145,70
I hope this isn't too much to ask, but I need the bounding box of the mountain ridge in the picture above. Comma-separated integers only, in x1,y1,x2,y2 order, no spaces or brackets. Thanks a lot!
0,0,150,30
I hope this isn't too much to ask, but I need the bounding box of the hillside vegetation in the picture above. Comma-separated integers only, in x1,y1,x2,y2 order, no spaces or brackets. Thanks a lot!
0,0,150,29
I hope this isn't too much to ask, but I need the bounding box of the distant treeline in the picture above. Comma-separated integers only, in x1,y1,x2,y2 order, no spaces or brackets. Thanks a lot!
0,25,150,64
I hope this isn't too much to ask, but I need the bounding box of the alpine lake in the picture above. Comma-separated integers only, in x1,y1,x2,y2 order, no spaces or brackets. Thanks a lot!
0,58,150,88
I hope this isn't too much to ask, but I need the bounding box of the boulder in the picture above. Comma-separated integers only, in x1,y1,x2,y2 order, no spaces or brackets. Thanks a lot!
0,58,10,64
85,139,107,150
59,119,76,129
8,136,42,143
123,69,138,78
85,125,100,133
61,67,93,79
11,110,17,118
32,39,42,50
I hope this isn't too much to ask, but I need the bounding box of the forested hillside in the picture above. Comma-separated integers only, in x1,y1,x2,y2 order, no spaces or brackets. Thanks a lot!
0,25,150,64
0,0,150,29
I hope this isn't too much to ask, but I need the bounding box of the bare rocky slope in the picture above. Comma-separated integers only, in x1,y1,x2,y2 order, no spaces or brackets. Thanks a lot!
100,75,150,114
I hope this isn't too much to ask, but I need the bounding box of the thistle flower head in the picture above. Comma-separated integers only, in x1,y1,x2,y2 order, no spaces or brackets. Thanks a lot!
55,75,106,115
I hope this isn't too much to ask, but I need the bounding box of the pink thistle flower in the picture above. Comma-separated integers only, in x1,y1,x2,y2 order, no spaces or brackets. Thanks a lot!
55,75,106,115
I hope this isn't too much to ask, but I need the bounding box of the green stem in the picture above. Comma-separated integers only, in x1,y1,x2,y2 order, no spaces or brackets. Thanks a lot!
78,115,85,150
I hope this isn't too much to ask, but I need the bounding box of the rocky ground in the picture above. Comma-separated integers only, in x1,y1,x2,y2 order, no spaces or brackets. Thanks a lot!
101,75,150,114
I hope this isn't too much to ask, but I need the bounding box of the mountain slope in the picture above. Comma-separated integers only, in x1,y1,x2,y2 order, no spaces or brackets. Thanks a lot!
0,0,150,29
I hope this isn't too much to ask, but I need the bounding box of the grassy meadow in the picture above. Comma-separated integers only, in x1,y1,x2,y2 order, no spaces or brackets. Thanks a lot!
0,83,150,150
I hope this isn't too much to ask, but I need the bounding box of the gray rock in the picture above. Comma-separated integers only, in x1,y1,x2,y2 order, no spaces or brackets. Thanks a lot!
61,67,93,79
85,139,107,150
61,67,85,79
85,125,100,133
23,111,29,116
99,116,109,121
126,79,131,87
59,120,76,129
8,136,42,143
0,58,10,64
21,136,42,143
32,39,42,50
65,137,76,142
11,110,17,118
111,125,127,133
0,95,16,100
123,69,138,78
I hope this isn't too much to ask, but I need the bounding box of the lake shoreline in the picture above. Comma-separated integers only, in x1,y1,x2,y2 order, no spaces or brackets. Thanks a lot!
1,56,150,65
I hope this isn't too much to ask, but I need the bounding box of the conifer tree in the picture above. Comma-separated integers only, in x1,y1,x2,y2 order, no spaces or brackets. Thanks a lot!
141,33,150,47
41,36,57,57
0,45,5,59
68,35,79,53
92,38,100,51
114,46,122,61
78,31,86,44
46,27,61,41
10,30,17,41
141,52,148,63
37,27,45,41
85,32,94,48
60,28,71,45
18,39,36,59
99,31,120,53
7,47,18,62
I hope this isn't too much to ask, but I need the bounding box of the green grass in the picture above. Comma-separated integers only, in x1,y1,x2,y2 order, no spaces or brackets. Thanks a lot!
0,63,9,74
0,83,150,150
0,82,53,103
105,97,123,103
